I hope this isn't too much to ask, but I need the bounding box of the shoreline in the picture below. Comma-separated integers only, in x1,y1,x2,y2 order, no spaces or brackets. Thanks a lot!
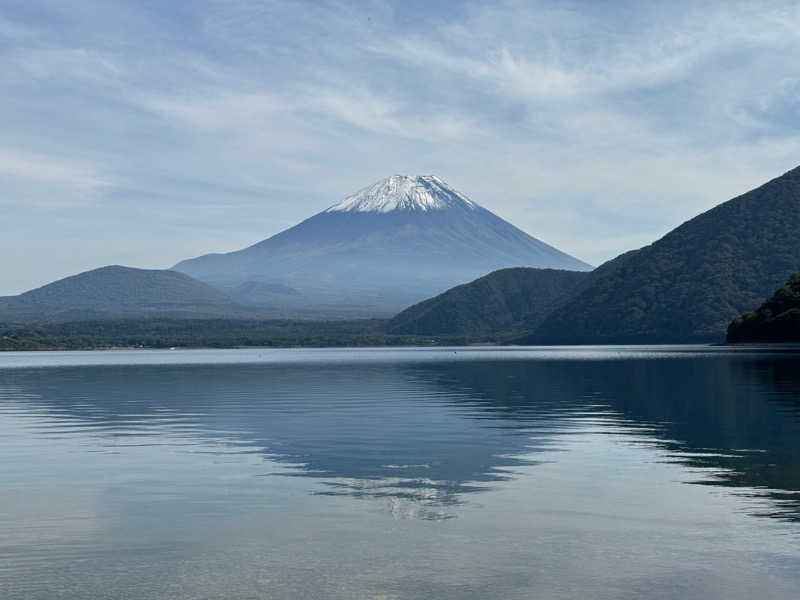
4,342,800,354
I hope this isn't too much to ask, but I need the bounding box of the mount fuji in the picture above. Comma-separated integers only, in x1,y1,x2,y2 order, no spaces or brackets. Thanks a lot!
173,175,592,316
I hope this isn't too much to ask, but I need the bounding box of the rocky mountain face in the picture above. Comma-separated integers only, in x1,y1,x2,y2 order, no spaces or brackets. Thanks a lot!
173,175,592,316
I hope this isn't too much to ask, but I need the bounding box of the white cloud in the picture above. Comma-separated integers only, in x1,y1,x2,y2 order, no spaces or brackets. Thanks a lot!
369,1,800,108
136,92,288,131
0,148,109,196
307,87,482,141
1,47,123,87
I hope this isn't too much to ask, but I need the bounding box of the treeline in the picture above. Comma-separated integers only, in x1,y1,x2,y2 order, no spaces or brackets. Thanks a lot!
0,318,479,351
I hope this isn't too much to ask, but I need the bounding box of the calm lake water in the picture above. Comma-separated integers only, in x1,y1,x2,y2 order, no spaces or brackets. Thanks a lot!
1,346,799,599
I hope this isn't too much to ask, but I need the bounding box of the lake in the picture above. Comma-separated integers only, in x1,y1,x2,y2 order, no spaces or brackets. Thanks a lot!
1,346,799,599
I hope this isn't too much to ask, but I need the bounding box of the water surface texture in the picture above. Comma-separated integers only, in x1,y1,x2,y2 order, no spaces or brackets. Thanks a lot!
1,346,799,599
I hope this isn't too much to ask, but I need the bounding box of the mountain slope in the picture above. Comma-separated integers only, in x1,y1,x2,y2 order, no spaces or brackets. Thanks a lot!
174,175,592,315
727,273,800,343
0,266,246,321
387,268,589,337
527,166,800,343
387,248,639,338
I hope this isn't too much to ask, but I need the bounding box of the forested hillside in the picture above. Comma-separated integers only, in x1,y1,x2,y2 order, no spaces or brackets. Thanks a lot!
388,268,588,338
727,274,800,343
527,166,800,343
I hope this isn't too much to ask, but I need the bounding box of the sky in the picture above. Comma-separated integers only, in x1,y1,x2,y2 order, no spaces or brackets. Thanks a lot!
2,0,800,295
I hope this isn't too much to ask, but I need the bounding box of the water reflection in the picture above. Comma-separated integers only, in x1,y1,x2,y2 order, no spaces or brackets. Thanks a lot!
0,363,551,520
416,356,800,520
1,350,799,521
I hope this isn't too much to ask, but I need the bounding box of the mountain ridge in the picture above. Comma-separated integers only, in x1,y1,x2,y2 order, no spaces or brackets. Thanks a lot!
387,165,800,344
524,165,800,343
387,249,640,338
387,267,590,338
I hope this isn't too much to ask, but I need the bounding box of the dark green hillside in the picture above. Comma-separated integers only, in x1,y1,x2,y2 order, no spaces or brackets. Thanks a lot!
388,268,588,338
527,165,800,343
0,318,470,350
0,266,246,321
727,274,800,343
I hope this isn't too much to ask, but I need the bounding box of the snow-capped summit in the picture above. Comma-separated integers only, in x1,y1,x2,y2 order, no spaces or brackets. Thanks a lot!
326,175,478,213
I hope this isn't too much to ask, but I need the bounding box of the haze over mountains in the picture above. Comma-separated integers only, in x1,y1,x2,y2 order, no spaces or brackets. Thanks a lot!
173,175,592,315
0,266,248,322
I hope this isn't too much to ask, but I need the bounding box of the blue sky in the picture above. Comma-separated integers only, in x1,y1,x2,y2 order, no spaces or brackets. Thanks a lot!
2,0,799,295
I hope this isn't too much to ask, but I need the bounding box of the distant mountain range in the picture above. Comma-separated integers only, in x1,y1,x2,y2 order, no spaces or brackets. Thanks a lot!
401,166,800,343
0,266,250,321
3,167,798,345
173,175,592,315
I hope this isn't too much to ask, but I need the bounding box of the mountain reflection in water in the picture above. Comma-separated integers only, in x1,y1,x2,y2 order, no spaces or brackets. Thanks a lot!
2,348,799,522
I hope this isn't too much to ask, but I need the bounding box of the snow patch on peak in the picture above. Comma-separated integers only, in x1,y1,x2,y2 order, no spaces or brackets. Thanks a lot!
326,175,480,213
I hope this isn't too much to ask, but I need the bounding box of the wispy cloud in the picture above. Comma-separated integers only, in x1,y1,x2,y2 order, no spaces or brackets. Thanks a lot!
137,92,288,131
0,148,109,198
306,86,483,141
